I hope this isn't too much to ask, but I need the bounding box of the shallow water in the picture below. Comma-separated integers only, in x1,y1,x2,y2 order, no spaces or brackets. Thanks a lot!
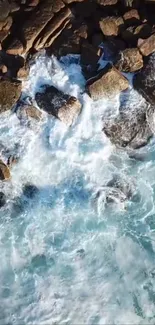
0,53,155,324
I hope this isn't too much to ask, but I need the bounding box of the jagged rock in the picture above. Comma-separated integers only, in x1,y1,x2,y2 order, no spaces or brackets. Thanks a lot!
21,0,65,54
86,64,129,100
0,78,22,112
138,34,155,56
0,192,6,208
115,48,143,72
35,85,81,126
0,159,10,180
97,0,118,5
34,7,71,50
99,16,124,37
133,52,155,105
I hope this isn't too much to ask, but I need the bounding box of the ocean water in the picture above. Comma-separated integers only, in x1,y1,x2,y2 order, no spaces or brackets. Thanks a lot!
0,53,155,324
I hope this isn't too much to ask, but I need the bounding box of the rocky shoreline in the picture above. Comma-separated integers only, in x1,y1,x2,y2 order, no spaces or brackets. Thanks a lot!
1,0,155,204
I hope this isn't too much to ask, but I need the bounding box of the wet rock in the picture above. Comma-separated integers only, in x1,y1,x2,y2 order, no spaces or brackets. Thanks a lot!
102,38,126,60
0,16,12,32
80,41,101,80
0,78,22,113
0,52,24,78
31,254,47,268
0,192,6,208
35,85,81,126
138,34,155,56
86,64,129,100
6,39,24,56
115,48,143,72
16,102,42,121
0,0,10,21
103,102,153,149
99,16,124,37
133,52,155,105
7,155,18,167
0,159,10,180
23,184,39,198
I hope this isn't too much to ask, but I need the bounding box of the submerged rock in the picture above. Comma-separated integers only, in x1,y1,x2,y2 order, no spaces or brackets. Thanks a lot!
0,159,10,180
35,85,81,126
133,53,155,105
0,78,21,113
0,192,6,208
86,64,129,100
23,184,39,198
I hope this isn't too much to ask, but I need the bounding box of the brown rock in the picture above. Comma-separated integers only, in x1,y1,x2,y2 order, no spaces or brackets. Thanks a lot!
86,64,129,100
97,0,118,5
63,0,84,3
0,78,22,113
138,34,155,56
123,9,140,24
0,30,9,42
0,159,10,180
17,103,42,121
99,16,124,37
6,39,23,55
115,48,143,72
0,0,10,21
34,7,71,50
21,0,65,54
0,16,12,31
35,85,82,126
0,64,7,74
29,0,40,6
17,65,29,79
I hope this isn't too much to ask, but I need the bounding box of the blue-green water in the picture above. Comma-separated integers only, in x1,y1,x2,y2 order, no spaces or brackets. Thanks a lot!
0,54,155,324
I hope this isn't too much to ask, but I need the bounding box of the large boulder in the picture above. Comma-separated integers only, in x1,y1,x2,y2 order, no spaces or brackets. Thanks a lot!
0,159,10,180
99,16,124,37
35,85,81,126
115,48,143,72
133,52,155,105
86,64,129,100
138,34,155,56
0,78,22,113
103,102,153,149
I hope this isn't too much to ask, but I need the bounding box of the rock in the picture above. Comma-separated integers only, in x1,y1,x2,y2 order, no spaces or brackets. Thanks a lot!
102,38,126,60
91,33,103,47
133,52,155,104
6,39,24,56
0,52,25,78
35,85,81,126
7,155,18,167
97,0,118,5
17,102,42,121
0,16,12,31
34,7,71,50
115,48,143,72
138,34,155,56
0,159,10,180
134,24,152,39
21,0,65,54
0,0,10,21
0,192,6,208
23,184,39,198
63,0,84,3
103,101,152,149
0,78,22,113
86,64,129,100
99,16,124,36
0,64,7,74
123,9,140,25
80,41,101,79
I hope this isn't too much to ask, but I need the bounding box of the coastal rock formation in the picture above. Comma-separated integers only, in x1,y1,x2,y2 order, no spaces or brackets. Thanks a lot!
86,64,129,100
35,85,81,126
0,78,21,112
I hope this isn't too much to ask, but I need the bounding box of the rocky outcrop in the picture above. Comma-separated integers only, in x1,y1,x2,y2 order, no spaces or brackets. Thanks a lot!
0,78,21,112
35,85,81,126
0,159,10,180
86,64,129,100
133,52,155,105
115,48,143,72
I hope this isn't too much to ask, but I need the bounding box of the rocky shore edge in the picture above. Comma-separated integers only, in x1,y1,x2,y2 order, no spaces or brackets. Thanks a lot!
1,0,155,207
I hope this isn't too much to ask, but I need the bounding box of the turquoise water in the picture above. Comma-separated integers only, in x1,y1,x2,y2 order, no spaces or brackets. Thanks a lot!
0,53,155,324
